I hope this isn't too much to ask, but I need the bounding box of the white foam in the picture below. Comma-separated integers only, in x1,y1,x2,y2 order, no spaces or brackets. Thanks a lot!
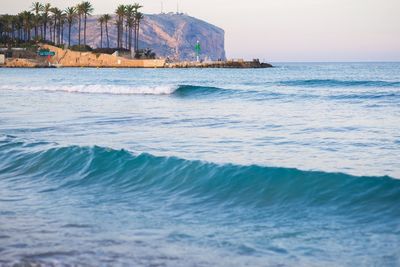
0,84,179,95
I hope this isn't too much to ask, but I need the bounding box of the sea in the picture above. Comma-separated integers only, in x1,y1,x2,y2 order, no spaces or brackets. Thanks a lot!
0,63,399,266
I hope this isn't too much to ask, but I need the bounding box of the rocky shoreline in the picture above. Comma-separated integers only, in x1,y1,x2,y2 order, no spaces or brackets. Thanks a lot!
166,60,272,68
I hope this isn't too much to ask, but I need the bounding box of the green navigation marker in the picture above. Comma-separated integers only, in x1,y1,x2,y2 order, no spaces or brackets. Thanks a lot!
195,40,201,62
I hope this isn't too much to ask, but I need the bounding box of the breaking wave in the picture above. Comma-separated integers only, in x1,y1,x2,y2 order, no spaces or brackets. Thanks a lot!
1,136,399,214
0,84,180,95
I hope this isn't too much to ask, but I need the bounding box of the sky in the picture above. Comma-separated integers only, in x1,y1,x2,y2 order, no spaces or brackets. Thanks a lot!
2,0,400,62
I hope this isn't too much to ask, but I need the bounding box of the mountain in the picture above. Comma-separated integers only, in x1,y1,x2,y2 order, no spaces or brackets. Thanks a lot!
65,13,226,61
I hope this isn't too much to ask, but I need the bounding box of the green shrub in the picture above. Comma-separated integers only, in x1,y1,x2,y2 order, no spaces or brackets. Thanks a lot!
70,45,93,52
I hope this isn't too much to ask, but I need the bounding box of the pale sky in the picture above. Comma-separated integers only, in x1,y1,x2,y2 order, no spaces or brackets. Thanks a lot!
2,0,400,62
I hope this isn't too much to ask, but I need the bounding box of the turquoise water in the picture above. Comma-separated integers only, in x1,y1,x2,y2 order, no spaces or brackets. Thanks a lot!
0,63,400,266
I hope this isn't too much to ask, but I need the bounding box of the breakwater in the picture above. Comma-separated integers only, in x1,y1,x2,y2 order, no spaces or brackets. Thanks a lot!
166,59,272,68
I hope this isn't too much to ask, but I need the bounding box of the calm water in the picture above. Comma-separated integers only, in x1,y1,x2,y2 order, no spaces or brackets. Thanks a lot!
0,63,399,266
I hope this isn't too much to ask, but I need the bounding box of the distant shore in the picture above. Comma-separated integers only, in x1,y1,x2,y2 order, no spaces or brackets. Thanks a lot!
0,45,272,69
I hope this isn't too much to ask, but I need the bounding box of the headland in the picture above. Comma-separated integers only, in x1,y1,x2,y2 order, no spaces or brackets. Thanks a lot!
1,4,272,68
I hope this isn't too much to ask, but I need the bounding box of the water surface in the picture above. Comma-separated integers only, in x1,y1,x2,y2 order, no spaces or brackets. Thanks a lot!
0,63,399,266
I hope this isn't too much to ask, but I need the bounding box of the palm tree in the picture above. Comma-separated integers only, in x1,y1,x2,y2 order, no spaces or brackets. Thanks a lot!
48,16,53,42
54,9,65,45
38,12,44,39
0,16,4,39
16,14,22,41
124,7,129,49
31,2,43,40
76,3,84,45
50,7,62,44
1,15,15,42
80,1,94,46
102,14,111,48
15,14,21,41
115,5,125,49
60,12,66,45
65,7,76,47
131,3,143,52
21,11,34,42
9,15,16,42
125,5,134,51
127,16,135,51
98,16,104,48
7,15,18,43
134,11,144,53
42,3,51,41
0,15,6,40
50,7,57,43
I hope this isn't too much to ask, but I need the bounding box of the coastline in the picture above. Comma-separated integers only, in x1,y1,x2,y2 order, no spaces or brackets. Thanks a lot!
0,44,272,69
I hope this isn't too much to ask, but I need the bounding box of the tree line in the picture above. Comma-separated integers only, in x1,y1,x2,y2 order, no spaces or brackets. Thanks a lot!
0,2,144,52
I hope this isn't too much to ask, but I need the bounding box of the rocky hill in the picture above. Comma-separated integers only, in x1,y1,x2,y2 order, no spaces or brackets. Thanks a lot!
65,13,226,61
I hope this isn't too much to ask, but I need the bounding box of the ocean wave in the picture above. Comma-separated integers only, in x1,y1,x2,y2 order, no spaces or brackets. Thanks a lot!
1,136,399,213
279,79,400,88
2,81,399,101
330,92,400,100
0,84,180,95
173,85,235,96
0,84,235,96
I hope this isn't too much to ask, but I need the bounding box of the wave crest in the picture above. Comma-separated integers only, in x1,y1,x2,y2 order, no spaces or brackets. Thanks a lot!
0,84,234,96
1,137,399,213
0,84,180,95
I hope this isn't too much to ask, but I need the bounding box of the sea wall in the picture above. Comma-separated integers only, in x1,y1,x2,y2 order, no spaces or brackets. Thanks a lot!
4,58,46,68
42,45,166,68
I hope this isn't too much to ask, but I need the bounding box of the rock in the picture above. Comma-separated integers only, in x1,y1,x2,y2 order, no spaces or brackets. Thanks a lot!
64,13,226,61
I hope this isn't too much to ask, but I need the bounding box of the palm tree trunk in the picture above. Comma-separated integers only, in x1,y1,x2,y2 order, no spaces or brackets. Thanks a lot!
44,21,47,41
105,22,109,48
118,21,121,49
53,19,56,43
58,20,60,44
128,26,131,51
135,23,139,52
84,14,87,45
130,26,133,51
100,22,103,48
133,23,136,52
56,20,59,45
125,24,128,49
120,18,123,49
68,23,71,47
119,21,122,48
137,23,140,51
116,22,119,49
78,14,81,45
61,21,64,45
